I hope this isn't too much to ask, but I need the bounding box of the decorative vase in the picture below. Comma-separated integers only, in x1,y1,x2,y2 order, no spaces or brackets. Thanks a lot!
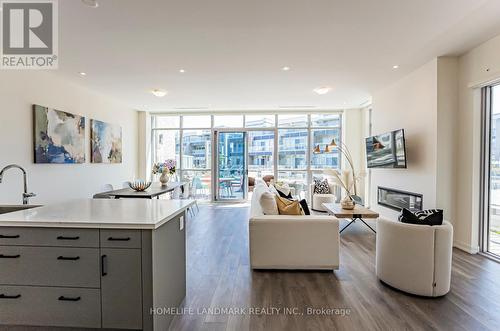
341,195,355,210
159,172,170,186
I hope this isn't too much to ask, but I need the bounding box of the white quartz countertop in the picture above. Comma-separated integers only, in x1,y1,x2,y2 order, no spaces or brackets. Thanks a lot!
0,199,195,229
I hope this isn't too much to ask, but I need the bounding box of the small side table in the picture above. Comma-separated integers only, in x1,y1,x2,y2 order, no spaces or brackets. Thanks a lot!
322,203,380,234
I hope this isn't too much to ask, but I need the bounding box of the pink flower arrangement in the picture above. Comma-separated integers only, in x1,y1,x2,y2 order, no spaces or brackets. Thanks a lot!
152,159,176,175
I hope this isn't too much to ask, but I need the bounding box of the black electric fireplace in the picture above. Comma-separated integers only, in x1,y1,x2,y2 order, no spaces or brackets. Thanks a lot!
377,187,423,211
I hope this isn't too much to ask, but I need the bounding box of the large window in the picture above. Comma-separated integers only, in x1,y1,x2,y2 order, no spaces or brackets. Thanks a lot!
278,129,308,169
482,84,500,258
152,113,342,201
152,116,212,200
248,130,274,179
153,130,180,167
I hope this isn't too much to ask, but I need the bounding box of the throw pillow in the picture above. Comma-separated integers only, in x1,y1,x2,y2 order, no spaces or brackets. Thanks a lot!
276,187,293,199
268,184,280,196
399,208,443,226
298,199,311,215
275,184,291,196
275,195,303,215
259,191,279,215
313,178,330,194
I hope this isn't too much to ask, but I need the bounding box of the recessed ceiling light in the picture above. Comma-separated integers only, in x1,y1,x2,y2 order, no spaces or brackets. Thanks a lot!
151,89,167,97
81,0,99,8
79,72,87,76
282,66,291,71
313,86,332,95
179,69,185,73
392,65,399,69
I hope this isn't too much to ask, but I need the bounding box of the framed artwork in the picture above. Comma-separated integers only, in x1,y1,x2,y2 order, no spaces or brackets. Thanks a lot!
90,119,122,163
33,104,85,163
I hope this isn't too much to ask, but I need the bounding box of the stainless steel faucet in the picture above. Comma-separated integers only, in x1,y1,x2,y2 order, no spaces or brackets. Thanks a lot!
0,164,36,205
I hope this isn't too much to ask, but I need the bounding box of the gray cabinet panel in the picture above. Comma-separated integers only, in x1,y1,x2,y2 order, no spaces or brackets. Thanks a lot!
0,246,100,288
151,213,186,330
101,248,142,330
100,229,141,248
0,285,101,328
0,227,99,247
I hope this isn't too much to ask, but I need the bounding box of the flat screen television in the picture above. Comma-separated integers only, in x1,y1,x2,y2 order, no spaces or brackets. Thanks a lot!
365,129,407,168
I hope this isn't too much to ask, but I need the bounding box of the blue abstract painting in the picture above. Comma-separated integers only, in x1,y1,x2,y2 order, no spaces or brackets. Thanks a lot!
33,105,86,164
91,119,122,163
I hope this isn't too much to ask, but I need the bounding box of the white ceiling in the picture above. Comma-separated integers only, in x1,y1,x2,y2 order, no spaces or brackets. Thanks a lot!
55,0,500,111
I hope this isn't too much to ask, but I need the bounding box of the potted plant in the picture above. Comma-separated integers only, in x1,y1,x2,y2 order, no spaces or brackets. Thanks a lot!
324,169,358,209
152,159,176,186
322,139,366,209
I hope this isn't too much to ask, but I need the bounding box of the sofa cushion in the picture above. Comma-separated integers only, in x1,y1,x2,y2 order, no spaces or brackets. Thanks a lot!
260,191,279,215
275,196,303,215
250,182,270,217
313,178,331,194
398,208,443,226
254,178,267,187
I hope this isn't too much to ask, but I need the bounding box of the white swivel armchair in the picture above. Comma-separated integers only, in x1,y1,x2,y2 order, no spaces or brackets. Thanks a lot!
309,182,338,212
376,218,453,297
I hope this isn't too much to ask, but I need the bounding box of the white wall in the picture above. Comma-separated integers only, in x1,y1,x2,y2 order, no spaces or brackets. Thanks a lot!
343,108,370,202
455,33,500,253
370,59,439,219
370,32,500,254
0,71,139,205
436,57,459,225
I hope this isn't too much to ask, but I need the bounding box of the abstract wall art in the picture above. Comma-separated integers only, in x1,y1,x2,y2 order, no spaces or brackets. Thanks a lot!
33,104,86,164
90,119,122,163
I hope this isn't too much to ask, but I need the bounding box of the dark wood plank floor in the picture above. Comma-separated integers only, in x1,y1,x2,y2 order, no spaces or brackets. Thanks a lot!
170,204,500,331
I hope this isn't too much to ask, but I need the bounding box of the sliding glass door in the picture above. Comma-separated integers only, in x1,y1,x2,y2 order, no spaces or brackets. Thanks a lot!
482,84,500,257
214,131,247,201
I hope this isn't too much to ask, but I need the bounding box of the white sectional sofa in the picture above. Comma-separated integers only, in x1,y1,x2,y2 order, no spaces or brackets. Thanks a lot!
248,181,340,270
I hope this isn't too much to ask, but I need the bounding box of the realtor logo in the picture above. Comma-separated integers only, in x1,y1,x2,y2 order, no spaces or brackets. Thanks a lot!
1,0,58,69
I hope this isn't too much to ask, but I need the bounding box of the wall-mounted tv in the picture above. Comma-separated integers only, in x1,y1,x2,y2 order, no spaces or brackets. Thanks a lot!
365,129,407,168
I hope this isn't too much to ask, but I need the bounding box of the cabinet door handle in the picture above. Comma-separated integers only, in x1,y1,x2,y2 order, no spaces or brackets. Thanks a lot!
0,254,20,259
101,254,107,276
57,256,80,261
107,237,131,241
58,296,81,302
0,294,21,299
0,234,20,239
57,236,80,240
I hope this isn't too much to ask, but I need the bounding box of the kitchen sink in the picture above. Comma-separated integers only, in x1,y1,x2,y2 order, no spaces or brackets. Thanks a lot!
0,205,41,215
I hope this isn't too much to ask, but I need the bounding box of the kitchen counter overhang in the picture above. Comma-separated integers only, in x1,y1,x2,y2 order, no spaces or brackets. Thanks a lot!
0,198,194,229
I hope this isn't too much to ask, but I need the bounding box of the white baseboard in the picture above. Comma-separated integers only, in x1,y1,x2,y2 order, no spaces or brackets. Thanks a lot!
453,241,480,254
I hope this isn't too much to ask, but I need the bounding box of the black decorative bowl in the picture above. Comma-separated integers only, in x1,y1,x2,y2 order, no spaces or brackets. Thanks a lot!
128,181,152,192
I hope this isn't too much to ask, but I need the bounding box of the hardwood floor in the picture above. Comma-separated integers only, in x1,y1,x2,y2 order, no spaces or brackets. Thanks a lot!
170,203,500,331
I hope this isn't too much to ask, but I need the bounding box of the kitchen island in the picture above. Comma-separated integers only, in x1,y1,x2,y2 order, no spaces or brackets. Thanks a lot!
0,198,194,331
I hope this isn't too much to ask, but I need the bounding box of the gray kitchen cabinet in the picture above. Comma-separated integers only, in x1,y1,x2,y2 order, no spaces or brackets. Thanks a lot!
0,246,100,288
101,247,143,330
0,198,192,331
0,285,101,328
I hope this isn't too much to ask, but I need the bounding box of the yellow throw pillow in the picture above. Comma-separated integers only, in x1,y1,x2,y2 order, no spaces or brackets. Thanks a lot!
275,195,303,215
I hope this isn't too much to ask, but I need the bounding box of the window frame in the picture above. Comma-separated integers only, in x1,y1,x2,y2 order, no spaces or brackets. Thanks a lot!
151,112,343,201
